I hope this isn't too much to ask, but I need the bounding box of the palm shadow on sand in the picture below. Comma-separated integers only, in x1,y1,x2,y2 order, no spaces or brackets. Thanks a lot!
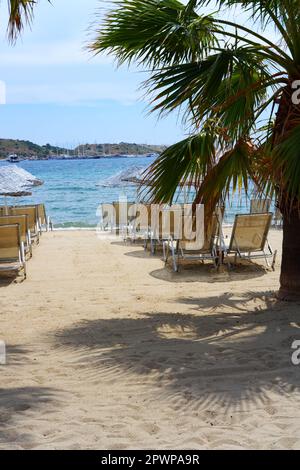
0,345,57,449
53,291,300,412
0,386,57,449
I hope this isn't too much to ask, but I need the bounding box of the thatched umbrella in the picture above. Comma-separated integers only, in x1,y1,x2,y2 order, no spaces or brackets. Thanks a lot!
99,166,196,203
0,165,43,213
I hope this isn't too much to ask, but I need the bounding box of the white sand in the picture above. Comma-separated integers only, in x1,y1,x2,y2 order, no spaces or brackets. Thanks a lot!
1,229,300,450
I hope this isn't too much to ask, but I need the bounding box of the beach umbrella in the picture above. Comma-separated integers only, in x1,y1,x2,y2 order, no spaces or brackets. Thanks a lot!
98,165,194,187
0,165,43,214
119,167,198,203
100,165,197,203
98,166,146,188
99,166,197,201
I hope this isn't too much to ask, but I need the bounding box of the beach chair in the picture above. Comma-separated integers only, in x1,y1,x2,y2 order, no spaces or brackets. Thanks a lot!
250,198,272,214
0,215,32,258
35,204,53,232
150,205,182,255
0,224,26,279
125,203,150,245
121,202,139,241
112,201,136,236
273,207,283,229
136,203,154,250
9,206,40,244
0,206,12,216
13,204,53,233
224,213,277,270
163,208,223,272
98,203,112,231
39,204,52,231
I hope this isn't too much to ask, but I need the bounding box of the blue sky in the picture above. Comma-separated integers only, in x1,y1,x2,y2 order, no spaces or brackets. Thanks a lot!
0,0,278,148
0,0,186,147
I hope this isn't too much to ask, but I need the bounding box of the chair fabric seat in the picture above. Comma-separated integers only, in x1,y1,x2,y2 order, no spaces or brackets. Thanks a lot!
0,261,23,271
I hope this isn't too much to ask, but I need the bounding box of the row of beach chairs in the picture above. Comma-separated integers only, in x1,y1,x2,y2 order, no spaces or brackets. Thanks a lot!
0,204,52,280
101,200,278,272
162,211,277,273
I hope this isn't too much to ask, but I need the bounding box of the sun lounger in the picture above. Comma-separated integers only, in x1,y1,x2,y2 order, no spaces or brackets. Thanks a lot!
150,205,183,254
125,203,150,245
12,204,53,233
112,202,137,234
34,204,53,232
163,208,223,272
250,198,272,214
0,215,32,258
9,206,40,244
98,201,140,237
98,203,111,231
273,207,283,229
38,204,52,232
0,224,26,279
224,212,277,270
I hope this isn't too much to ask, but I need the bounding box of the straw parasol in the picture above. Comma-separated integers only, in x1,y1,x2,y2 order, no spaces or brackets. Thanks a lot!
0,165,43,212
98,165,197,203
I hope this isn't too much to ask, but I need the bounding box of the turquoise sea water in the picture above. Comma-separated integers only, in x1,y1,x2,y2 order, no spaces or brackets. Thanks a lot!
0,157,254,228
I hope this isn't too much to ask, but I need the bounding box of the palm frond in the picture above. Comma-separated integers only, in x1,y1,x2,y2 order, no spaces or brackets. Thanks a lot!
141,132,216,203
94,0,300,216
194,139,253,215
91,0,218,67
222,0,300,59
7,0,47,42
147,45,278,138
270,124,300,210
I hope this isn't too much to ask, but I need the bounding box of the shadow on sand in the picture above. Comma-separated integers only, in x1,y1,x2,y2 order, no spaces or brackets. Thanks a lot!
53,291,300,412
0,345,58,449
0,276,18,288
124,249,162,260
150,260,269,283
0,386,56,448
5,344,33,366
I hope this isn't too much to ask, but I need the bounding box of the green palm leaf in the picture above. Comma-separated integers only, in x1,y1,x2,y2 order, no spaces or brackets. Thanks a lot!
195,140,253,214
91,0,218,67
93,0,300,211
7,0,48,42
141,132,216,203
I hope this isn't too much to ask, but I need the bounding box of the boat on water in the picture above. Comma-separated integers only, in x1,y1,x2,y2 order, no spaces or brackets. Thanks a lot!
6,154,23,163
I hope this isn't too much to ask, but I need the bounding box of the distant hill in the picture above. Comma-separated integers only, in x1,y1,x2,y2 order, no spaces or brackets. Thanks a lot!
74,142,166,157
0,139,166,159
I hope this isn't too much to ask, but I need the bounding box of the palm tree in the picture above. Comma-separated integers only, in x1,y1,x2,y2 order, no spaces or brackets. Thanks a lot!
91,0,300,300
6,0,46,41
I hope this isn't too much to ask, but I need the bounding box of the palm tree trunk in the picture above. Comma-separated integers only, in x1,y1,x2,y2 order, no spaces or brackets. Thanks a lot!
278,208,300,301
273,82,300,301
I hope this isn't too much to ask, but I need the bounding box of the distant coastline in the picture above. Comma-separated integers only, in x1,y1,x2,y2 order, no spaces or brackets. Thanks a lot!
0,154,157,162
0,138,165,161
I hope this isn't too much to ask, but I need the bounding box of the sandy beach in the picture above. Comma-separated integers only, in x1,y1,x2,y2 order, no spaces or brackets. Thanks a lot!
1,229,300,450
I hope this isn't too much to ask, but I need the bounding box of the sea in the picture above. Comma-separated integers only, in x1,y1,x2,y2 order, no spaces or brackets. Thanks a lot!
0,157,254,229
